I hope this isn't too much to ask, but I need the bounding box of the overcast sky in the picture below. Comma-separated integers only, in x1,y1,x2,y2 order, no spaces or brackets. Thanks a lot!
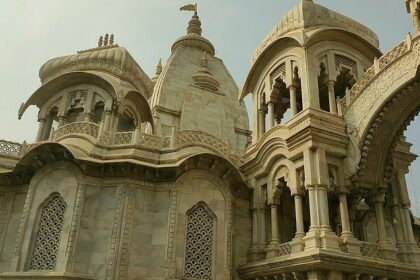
1,0,419,214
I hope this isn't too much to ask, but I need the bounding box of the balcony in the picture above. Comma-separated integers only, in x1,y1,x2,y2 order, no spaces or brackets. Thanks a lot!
0,121,239,170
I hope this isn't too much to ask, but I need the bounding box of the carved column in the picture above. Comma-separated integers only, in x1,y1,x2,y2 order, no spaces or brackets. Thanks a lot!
338,189,361,254
83,113,91,122
373,191,389,244
327,81,337,114
338,191,352,238
291,190,305,253
258,107,266,137
42,116,54,141
267,101,275,129
371,189,397,260
318,185,331,231
289,86,297,116
103,110,113,132
36,118,46,142
58,116,66,127
266,203,280,258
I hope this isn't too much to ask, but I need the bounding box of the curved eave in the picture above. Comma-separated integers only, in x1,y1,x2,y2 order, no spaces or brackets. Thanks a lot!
304,27,382,58
18,71,142,119
240,34,303,100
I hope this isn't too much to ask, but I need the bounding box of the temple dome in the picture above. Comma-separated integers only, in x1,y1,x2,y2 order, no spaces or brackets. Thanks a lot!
250,0,379,67
39,44,154,99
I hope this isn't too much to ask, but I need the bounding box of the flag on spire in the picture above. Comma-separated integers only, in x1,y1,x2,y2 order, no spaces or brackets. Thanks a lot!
180,4,197,13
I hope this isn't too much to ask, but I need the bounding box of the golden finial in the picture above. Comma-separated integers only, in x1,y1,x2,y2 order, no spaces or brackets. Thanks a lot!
104,33,109,46
98,35,103,47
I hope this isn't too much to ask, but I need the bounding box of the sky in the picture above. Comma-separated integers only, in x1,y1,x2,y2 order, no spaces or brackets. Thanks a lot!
0,0,419,214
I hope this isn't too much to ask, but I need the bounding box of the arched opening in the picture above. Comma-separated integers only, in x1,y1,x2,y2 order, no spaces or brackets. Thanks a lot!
276,178,295,243
335,66,356,100
42,107,59,141
67,108,84,123
91,101,105,124
117,111,136,132
318,62,330,112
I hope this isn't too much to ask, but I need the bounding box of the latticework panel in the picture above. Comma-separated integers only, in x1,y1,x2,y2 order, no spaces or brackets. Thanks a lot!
29,193,66,270
184,205,214,280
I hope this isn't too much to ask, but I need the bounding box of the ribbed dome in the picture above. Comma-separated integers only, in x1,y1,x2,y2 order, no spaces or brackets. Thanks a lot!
39,45,154,98
251,0,379,66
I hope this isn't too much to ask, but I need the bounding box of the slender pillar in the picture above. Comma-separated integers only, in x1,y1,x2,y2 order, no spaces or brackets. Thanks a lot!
42,117,53,141
373,193,390,244
318,185,331,230
327,81,337,114
266,203,279,258
267,102,275,129
84,113,91,122
58,116,66,127
103,111,112,132
307,186,319,231
36,118,46,142
294,194,305,238
338,192,352,238
270,204,279,243
258,108,266,137
289,86,297,116
258,207,267,245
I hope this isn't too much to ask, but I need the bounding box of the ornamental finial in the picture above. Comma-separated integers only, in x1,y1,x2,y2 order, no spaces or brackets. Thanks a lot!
155,59,162,76
180,4,202,36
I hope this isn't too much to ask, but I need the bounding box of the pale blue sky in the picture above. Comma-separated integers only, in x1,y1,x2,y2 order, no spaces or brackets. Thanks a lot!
0,0,419,213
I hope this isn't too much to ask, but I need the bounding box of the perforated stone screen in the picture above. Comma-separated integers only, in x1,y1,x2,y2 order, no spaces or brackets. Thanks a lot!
184,205,214,280
29,193,66,270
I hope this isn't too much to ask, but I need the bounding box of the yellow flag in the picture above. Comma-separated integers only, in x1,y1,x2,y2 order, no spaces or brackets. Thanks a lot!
180,4,196,12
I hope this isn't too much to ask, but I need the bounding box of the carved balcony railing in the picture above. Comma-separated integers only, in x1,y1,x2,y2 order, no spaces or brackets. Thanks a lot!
53,121,99,140
360,242,381,258
0,139,24,157
113,131,133,145
278,242,292,256
136,132,161,150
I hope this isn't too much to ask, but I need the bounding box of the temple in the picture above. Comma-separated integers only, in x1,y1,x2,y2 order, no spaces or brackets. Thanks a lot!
1,1,420,279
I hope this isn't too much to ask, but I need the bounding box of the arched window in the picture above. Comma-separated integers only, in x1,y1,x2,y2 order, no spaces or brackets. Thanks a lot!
29,193,66,270
92,101,105,124
184,204,214,280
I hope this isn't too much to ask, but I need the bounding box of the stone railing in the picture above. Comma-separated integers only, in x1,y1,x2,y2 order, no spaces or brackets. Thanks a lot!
338,37,411,112
0,126,239,164
174,130,238,164
53,121,99,140
136,132,161,150
278,242,292,256
113,131,133,145
0,139,24,157
360,242,381,258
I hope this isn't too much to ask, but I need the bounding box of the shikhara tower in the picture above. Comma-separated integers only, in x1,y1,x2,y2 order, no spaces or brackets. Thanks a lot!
1,1,420,279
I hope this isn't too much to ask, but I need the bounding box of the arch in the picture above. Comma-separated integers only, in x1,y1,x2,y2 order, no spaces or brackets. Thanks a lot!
165,169,233,280
240,36,303,100
19,71,119,119
28,192,67,270
305,29,381,60
117,91,153,131
343,38,420,186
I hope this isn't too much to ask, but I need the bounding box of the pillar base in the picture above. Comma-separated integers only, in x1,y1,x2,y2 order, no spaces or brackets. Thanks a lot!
341,235,361,255
266,242,280,258
303,230,321,250
247,244,267,261
290,236,305,253
320,229,340,251
379,243,398,260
